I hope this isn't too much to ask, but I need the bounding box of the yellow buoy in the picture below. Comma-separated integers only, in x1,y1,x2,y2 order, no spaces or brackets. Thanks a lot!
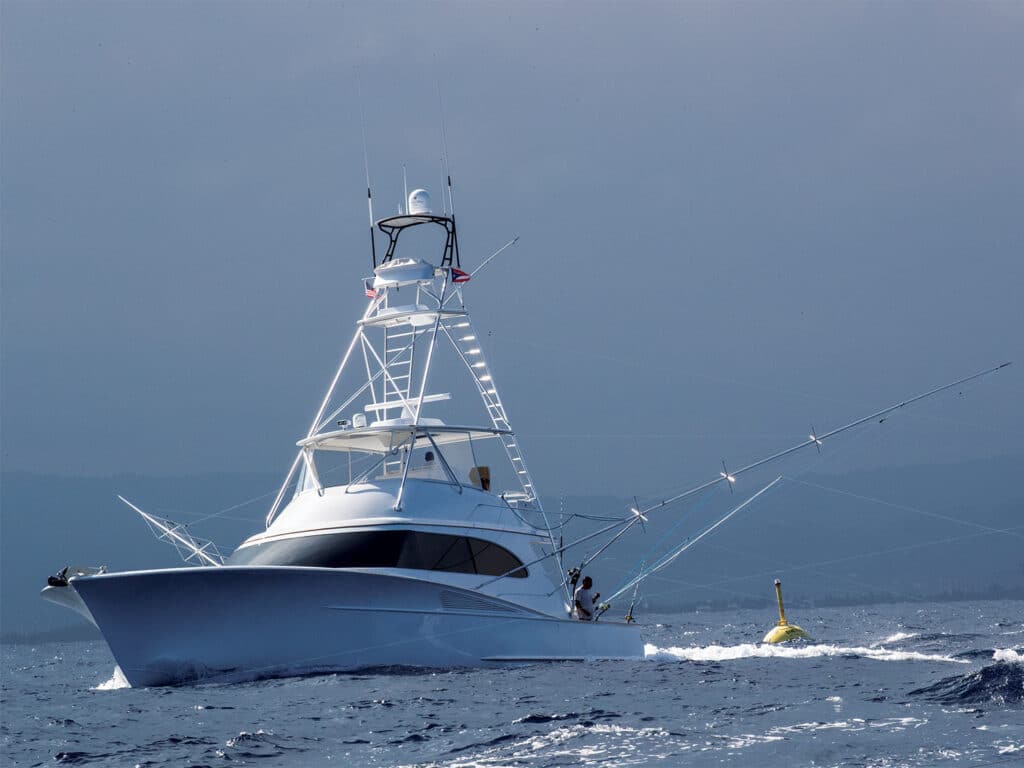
762,579,810,643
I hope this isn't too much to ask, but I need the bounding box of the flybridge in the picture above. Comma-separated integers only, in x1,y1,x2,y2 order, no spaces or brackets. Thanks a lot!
264,186,543,525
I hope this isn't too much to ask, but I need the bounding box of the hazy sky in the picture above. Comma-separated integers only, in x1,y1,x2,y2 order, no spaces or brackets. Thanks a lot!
2,2,1022,497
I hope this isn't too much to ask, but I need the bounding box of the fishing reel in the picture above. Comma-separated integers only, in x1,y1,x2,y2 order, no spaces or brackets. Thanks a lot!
567,567,581,590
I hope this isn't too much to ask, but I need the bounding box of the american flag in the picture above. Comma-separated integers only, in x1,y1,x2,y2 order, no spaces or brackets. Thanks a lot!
450,267,471,284
364,278,377,299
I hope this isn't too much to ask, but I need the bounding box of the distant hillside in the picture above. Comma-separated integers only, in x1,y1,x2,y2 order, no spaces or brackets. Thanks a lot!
2,457,1021,641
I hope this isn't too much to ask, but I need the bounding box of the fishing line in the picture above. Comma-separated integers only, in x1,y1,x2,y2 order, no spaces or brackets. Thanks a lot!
640,523,1024,603
611,485,724,595
555,404,868,604
594,405,878,598
657,420,905,601
608,477,785,603
609,425,1007,605
695,538,906,603
785,476,1024,542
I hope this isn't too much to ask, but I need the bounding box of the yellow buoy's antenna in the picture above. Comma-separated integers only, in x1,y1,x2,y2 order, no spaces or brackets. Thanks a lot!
774,578,788,626
763,579,810,644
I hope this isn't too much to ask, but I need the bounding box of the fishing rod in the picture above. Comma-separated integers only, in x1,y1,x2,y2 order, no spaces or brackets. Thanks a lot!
555,508,649,598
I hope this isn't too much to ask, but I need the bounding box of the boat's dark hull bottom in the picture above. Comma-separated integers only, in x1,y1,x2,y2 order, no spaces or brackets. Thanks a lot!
66,567,644,687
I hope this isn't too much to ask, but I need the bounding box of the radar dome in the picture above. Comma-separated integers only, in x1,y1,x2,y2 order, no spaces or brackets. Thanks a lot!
408,189,431,215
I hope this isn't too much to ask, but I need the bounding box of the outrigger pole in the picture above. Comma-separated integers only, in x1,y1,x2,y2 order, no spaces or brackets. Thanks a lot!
631,362,1011,521
119,496,225,567
474,361,1011,588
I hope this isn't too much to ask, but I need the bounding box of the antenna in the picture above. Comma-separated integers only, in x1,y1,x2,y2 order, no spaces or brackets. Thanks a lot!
436,73,455,216
441,156,447,215
402,164,408,215
357,72,377,268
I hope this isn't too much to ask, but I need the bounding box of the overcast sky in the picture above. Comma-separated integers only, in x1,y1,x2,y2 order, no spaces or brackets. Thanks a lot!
2,2,1021,498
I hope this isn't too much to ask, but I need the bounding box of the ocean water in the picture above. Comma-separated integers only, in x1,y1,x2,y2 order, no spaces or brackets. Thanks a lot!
2,601,1021,767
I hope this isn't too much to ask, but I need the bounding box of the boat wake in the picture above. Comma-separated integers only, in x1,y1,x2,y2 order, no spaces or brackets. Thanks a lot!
93,666,130,691
643,642,967,664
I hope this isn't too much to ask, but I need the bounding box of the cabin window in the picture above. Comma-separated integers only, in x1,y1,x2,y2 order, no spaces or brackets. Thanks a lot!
227,530,528,578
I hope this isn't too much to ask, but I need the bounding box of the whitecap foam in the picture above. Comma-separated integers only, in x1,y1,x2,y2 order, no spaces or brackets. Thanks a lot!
768,716,927,737
993,648,1022,664
404,723,686,767
93,666,131,690
644,642,966,664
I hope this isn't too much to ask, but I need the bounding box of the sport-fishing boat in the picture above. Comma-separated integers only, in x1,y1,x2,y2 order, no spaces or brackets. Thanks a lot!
41,187,644,686
41,181,1009,688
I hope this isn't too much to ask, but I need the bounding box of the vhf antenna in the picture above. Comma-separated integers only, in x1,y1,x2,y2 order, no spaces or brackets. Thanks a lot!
436,71,455,216
440,156,447,216
357,72,377,268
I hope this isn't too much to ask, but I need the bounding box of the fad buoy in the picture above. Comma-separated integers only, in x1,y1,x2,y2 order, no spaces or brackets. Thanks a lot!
763,579,810,643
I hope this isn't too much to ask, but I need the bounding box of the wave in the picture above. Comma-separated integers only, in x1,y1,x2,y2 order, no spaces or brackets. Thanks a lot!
419,717,936,767
909,660,1024,707
426,723,684,767
220,729,303,760
766,716,926,737
644,642,967,664
512,709,619,726
993,648,1021,664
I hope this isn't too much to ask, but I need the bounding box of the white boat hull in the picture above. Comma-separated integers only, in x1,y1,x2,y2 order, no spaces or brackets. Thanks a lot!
69,567,643,687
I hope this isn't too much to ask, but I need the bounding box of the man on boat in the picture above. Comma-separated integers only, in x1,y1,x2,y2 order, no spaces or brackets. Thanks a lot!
574,576,600,621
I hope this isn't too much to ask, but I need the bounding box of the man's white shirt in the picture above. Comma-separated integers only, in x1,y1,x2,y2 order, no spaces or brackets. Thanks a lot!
574,586,596,620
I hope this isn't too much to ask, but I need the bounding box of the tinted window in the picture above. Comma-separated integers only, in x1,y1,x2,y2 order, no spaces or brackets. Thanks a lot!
469,538,527,578
228,530,527,578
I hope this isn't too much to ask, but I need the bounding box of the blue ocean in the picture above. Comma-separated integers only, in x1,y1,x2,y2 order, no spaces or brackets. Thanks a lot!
3,600,1021,767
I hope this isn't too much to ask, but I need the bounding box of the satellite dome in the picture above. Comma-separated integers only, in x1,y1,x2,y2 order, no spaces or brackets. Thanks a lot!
408,189,431,215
